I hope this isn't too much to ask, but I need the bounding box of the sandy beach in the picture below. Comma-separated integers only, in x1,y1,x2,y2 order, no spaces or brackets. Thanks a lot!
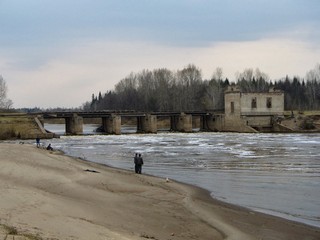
0,143,319,240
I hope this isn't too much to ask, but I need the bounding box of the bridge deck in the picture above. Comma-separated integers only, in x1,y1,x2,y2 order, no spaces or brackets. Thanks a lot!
31,111,213,119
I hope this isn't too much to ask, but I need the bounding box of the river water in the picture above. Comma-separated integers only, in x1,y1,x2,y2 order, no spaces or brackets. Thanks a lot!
43,124,320,228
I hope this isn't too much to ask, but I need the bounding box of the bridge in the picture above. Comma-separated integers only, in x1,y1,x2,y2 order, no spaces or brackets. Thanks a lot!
30,110,220,135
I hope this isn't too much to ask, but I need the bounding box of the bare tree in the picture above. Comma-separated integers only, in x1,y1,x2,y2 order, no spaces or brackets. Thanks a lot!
236,68,269,92
114,73,139,110
136,70,155,110
305,64,320,109
212,67,223,81
177,64,203,110
153,69,173,111
204,67,225,110
306,63,320,82
0,75,13,109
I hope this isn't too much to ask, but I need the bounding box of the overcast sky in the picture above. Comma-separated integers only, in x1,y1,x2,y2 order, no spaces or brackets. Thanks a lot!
0,0,319,108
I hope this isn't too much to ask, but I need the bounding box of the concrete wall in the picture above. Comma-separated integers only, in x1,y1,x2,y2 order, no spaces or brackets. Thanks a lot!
137,114,157,133
65,114,83,135
224,87,241,119
240,91,284,116
202,114,224,131
222,86,284,132
224,87,243,131
102,114,121,134
245,116,272,127
171,113,193,132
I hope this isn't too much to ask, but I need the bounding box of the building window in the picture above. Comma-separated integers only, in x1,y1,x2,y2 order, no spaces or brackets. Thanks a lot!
231,102,234,113
266,97,272,108
251,97,257,108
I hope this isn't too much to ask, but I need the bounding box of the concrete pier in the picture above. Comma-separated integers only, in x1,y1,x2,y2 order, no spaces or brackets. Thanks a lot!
102,114,121,135
171,113,192,132
65,114,83,135
137,114,157,133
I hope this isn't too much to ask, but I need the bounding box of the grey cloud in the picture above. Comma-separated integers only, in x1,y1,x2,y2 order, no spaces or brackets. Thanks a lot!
1,0,319,48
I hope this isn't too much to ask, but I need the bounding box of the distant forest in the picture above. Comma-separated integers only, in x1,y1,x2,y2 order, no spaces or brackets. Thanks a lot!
83,64,320,112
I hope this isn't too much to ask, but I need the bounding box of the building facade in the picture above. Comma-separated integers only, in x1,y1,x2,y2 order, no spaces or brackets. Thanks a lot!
223,86,284,132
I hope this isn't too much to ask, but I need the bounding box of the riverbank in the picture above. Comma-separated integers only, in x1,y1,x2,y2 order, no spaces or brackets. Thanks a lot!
0,143,319,240
0,113,54,140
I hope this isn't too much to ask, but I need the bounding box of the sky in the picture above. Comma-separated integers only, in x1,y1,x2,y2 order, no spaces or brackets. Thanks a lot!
0,0,319,108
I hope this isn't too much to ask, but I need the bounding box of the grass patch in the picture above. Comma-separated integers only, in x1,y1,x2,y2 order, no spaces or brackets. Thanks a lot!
22,233,43,240
2,224,18,235
140,233,158,239
0,127,19,140
284,110,320,116
0,223,43,240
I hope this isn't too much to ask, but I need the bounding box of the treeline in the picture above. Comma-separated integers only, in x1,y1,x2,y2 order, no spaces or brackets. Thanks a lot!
83,64,320,112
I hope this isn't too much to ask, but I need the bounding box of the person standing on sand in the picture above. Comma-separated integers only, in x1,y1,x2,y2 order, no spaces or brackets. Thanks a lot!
36,137,40,148
134,153,139,173
134,153,143,174
137,154,144,174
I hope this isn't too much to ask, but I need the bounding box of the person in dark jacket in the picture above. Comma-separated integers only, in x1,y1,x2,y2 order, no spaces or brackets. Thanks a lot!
134,153,143,174
36,137,40,148
46,143,53,151
134,153,139,173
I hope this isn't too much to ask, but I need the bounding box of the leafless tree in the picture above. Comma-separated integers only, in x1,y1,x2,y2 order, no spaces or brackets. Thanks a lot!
0,75,13,109
306,63,320,82
305,64,320,109
153,69,174,111
176,64,203,110
236,68,270,92
212,67,223,81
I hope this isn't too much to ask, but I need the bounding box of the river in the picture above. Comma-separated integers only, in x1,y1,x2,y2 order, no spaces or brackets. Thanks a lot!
42,124,320,228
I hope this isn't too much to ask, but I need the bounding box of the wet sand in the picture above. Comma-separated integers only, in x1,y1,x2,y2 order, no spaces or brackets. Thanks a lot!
0,143,319,240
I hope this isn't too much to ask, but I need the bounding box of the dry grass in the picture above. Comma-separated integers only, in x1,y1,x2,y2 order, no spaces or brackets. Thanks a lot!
0,223,43,240
284,110,320,116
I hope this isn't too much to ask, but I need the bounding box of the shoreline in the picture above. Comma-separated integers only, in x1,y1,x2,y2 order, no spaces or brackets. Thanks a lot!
0,142,319,240
50,133,319,229
75,153,320,229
